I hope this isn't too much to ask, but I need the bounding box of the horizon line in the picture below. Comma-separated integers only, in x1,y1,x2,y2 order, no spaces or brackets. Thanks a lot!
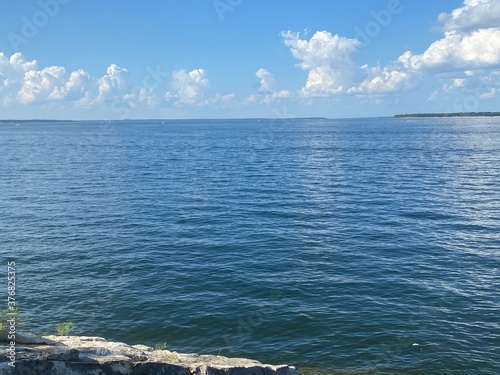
2,111,498,123
0,116,398,123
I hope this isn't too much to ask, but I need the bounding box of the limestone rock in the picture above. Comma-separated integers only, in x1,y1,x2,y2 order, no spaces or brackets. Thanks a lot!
0,335,300,375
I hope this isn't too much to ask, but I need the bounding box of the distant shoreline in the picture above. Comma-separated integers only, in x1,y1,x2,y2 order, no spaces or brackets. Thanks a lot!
0,117,328,124
394,112,500,118
0,119,78,124
1,114,499,123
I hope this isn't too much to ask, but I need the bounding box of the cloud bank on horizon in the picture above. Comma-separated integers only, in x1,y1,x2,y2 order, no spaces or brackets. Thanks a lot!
1,0,500,119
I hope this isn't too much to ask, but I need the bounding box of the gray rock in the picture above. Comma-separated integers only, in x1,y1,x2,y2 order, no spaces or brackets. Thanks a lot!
10,333,58,346
1,344,79,362
0,336,300,375
133,362,192,375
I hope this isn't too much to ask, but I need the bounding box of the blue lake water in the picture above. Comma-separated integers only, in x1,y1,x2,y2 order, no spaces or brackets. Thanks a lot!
1,117,499,374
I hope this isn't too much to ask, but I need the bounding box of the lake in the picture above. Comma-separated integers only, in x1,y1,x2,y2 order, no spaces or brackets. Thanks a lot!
1,117,499,374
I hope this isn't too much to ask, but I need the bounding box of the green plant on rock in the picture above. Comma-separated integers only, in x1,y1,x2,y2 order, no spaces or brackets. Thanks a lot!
154,342,167,350
56,321,74,336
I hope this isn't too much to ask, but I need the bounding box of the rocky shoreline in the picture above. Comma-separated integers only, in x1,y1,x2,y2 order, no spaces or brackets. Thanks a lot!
0,335,300,375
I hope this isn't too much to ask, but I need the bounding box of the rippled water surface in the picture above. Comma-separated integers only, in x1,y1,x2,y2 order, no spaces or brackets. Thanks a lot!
1,118,499,374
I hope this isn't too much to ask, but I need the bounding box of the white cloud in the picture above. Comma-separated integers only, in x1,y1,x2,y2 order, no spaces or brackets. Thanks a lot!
207,93,236,108
281,30,418,96
0,52,238,114
255,68,276,92
50,69,91,101
400,29,500,72
165,68,209,106
279,1,500,101
123,88,157,109
17,66,66,103
244,68,291,105
438,0,500,32
95,64,128,103
348,0,500,98
260,90,291,105
0,52,38,105
348,65,415,94
480,87,497,98
395,0,500,73
0,52,37,78
443,78,467,92
0,53,152,109
282,30,360,96
15,65,91,104
420,68,500,112
243,90,291,106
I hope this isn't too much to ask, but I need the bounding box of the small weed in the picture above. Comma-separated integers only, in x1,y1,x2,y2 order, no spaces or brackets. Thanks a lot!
154,342,167,350
56,321,74,336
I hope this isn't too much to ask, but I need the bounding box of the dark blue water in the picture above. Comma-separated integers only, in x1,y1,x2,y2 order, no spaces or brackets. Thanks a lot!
1,118,499,374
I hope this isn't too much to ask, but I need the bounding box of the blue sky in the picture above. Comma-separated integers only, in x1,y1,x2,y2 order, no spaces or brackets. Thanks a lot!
1,0,499,119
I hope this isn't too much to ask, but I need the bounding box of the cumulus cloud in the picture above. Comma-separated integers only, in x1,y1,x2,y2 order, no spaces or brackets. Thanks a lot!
206,93,236,108
17,66,66,103
244,68,291,105
400,28,500,72
123,88,157,109
165,68,210,106
52,69,91,101
0,52,38,104
349,0,500,96
348,65,415,94
281,30,416,96
395,0,500,73
443,78,467,92
0,52,93,106
442,69,500,95
0,53,161,111
281,1,500,98
0,52,238,112
438,0,500,32
95,64,129,103
17,67,92,103
244,90,291,106
0,53,37,77
255,68,276,92
282,30,360,96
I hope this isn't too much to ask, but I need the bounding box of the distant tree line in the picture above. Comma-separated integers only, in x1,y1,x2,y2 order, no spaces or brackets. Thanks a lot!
394,112,500,118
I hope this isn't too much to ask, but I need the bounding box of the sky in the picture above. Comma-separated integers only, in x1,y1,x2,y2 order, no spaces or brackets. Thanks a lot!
0,0,500,120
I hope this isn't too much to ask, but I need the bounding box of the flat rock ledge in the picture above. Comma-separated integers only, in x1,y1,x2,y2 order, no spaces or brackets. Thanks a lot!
0,335,300,375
